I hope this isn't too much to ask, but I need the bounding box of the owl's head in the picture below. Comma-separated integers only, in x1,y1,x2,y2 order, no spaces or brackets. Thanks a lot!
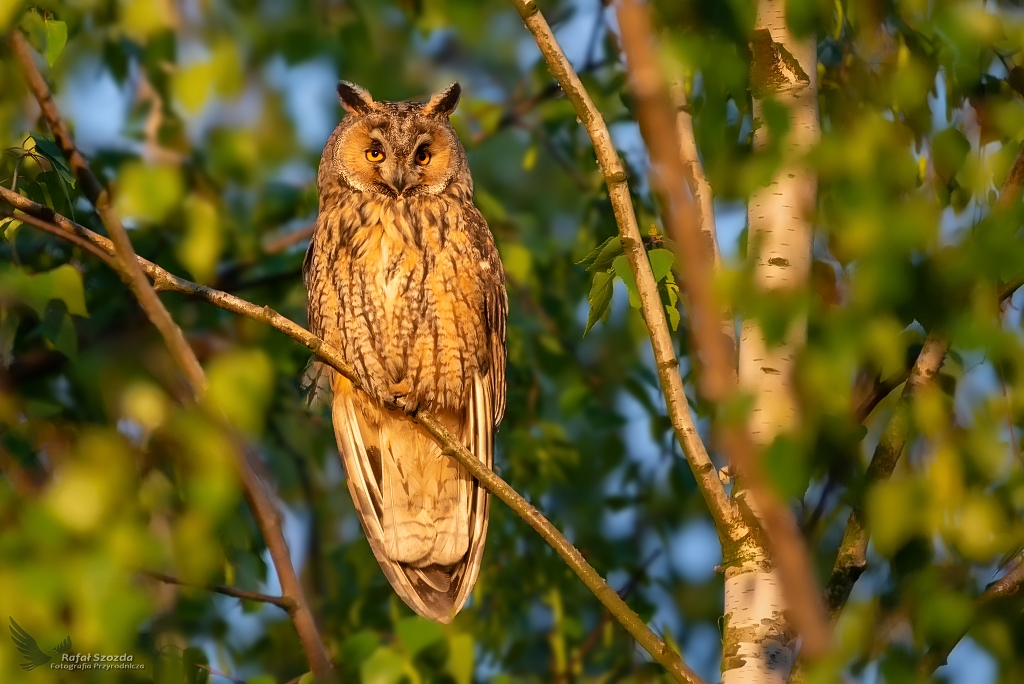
323,81,468,199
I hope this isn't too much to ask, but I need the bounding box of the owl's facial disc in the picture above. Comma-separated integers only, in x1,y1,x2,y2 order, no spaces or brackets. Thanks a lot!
338,119,456,199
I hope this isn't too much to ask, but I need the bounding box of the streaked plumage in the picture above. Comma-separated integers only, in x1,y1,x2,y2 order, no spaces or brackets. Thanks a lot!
303,81,507,623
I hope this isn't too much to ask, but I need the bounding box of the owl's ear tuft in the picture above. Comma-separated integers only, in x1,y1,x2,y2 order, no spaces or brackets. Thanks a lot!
337,81,374,115
423,82,461,118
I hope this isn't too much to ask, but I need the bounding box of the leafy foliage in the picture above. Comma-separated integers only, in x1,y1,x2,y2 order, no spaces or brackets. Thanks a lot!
0,0,1022,683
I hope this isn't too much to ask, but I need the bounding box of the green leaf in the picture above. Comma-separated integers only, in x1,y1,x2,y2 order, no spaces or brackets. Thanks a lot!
296,674,315,684
41,301,76,360
522,144,537,171
0,264,89,318
932,127,970,184
245,676,276,684
360,646,406,684
577,236,622,272
341,630,380,668
396,616,444,656
182,647,209,684
612,255,640,308
204,349,274,436
28,133,76,187
445,633,474,684
115,162,184,223
583,270,614,335
665,304,680,331
1,217,22,242
0,308,20,368
43,19,67,66
648,248,676,283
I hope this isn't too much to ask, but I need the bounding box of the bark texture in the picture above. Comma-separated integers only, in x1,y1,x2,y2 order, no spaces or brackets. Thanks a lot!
725,1,819,681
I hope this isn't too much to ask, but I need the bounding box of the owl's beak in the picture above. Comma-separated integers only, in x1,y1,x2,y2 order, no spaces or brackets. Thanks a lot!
384,169,409,196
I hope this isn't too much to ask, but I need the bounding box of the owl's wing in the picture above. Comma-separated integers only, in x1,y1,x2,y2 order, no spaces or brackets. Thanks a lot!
331,373,492,624
466,207,507,426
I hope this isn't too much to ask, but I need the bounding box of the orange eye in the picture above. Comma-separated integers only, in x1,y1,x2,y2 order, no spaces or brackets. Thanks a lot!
415,148,431,166
366,148,385,162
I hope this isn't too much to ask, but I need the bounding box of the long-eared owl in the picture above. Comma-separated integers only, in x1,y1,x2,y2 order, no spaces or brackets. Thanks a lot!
303,81,507,624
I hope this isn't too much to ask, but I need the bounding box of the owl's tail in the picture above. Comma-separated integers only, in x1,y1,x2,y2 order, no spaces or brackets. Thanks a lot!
330,373,492,624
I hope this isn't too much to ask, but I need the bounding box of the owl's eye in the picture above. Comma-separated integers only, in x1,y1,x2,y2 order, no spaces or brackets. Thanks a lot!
365,148,385,162
414,148,431,166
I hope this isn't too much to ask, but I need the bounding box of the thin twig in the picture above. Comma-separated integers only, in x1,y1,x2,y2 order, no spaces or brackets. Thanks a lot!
918,559,1024,674
616,0,831,656
263,224,315,254
853,368,911,423
508,0,737,542
1,183,704,684
7,34,336,683
138,569,297,612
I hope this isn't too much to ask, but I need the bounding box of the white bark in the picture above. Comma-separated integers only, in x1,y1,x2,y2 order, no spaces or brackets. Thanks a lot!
723,571,794,684
724,0,819,681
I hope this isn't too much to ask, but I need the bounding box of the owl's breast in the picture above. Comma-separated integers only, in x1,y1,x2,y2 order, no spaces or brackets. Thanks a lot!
341,198,491,410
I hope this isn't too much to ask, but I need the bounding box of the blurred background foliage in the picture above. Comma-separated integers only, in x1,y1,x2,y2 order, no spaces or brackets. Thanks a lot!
0,0,1022,682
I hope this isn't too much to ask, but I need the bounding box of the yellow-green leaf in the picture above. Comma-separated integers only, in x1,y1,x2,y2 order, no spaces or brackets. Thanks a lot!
177,195,222,283
115,162,184,223
43,19,66,66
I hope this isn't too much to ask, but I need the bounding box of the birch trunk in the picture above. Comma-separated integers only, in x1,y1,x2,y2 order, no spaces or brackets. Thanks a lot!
722,1,819,682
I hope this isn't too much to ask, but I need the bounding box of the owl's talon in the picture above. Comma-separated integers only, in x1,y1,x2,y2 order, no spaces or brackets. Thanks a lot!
389,378,413,397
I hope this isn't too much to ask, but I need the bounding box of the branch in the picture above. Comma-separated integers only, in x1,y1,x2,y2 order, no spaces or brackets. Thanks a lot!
508,0,737,538
853,368,911,423
670,81,736,372
1,184,705,684
823,334,948,617
918,560,1024,674
10,31,206,398
823,140,1024,625
7,35,336,684
616,0,831,657
138,569,297,612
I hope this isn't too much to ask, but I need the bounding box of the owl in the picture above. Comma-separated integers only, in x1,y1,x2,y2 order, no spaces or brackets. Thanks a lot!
303,81,507,624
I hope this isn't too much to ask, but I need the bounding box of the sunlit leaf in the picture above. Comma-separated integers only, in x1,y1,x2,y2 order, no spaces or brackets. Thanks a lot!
115,162,184,223
612,255,640,308
360,646,406,684
648,248,675,283
395,616,443,655
0,264,88,318
42,19,66,66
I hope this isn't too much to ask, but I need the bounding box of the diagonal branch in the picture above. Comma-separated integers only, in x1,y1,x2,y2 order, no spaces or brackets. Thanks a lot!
0,186,705,684
138,570,297,612
918,560,1024,674
822,140,1024,627
10,32,206,398
670,81,737,374
7,33,336,684
822,334,947,617
508,0,737,538
616,0,831,657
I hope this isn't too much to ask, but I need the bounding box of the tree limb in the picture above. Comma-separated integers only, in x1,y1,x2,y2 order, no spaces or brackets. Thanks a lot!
918,560,1024,674
138,569,297,612
670,81,736,374
822,334,948,618
0,186,705,684
10,31,206,398
616,0,831,657
7,34,336,683
508,0,738,540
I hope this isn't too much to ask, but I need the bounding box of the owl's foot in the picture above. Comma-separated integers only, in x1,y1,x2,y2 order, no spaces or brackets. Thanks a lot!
387,378,419,414
389,377,413,397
